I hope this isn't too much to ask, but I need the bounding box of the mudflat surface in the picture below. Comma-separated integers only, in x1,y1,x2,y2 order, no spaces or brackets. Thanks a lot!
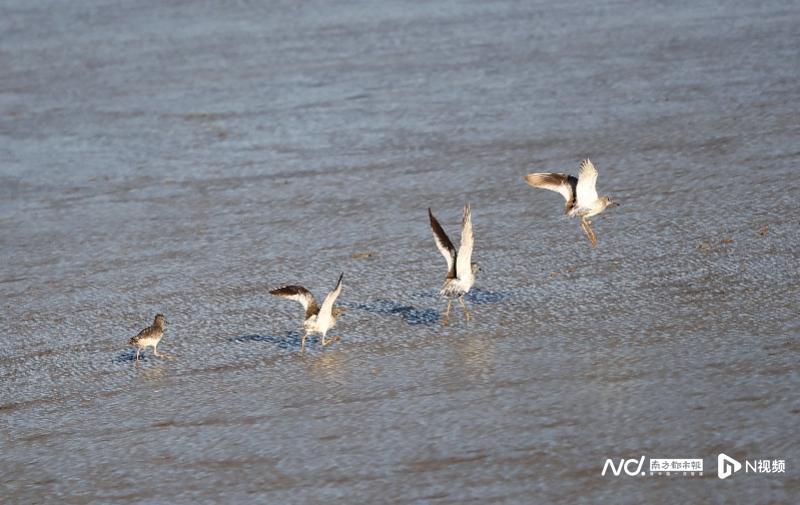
1,0,798,503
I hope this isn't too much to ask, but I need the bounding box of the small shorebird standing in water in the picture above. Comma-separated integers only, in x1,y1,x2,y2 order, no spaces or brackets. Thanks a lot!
270,273,345,353
429,204,479,325
129,314,168,362
524,158,618,248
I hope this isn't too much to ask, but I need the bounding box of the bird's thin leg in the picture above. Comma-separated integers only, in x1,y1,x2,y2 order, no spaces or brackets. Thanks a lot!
134,348,140,362
579,217,589,238
580,218,597,248
442,300,452,326
587,222,597,248
458,296,471,322
153,343,161,357
300,332,308,353
152,344,173,360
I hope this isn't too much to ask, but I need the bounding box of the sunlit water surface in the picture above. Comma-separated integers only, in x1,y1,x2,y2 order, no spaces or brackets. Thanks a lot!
1,0,798,503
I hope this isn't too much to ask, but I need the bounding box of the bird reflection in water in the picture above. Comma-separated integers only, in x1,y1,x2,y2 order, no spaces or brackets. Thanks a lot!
302,349,349,386
451,333,496,380
138,363,169,383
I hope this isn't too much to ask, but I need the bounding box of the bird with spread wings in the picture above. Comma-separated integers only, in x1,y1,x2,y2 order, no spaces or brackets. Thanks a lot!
429,204,480,325
270,273,345,353
524,159,618,248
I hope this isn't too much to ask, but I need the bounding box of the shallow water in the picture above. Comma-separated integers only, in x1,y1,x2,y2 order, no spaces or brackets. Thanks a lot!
1,0,799,503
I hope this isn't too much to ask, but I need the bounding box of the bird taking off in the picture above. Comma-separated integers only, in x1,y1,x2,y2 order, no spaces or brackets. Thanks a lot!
270,274,345,353
524,159,618,248
429,204,479,325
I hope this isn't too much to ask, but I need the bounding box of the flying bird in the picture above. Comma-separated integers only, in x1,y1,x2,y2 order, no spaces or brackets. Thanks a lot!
129,314,168,362
524,158,618,248
429,204,479,325
270,273,345,353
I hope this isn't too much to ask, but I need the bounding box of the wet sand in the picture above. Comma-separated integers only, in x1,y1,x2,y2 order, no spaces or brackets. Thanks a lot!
1,0,799,503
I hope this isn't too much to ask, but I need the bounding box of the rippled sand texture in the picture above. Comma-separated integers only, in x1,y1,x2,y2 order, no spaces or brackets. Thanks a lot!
2,0,799,503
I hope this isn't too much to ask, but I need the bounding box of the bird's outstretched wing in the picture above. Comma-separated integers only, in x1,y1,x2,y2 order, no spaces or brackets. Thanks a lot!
524,173,577,204
575,159,598,207
455,203,473,281
270,285,319,319
317,273,344,329
428,208,457,279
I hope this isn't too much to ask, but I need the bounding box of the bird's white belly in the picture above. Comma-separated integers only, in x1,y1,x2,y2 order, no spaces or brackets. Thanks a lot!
571,202,603,218
441,275,474,298
136,336,161,348
304,316,335,334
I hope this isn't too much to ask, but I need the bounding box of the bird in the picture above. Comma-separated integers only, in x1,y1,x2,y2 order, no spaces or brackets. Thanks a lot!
524,158,618,248
129,314,167,362
428,204,479,325
270,273,345,353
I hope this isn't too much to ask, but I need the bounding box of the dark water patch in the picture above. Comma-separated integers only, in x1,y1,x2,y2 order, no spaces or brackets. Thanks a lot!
111,348,173,365
352,299,440,325
729,395,766,403
464,287,512,305
406,452,489,473
228,331,307,350
0,276,29,284
112,349,142,363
